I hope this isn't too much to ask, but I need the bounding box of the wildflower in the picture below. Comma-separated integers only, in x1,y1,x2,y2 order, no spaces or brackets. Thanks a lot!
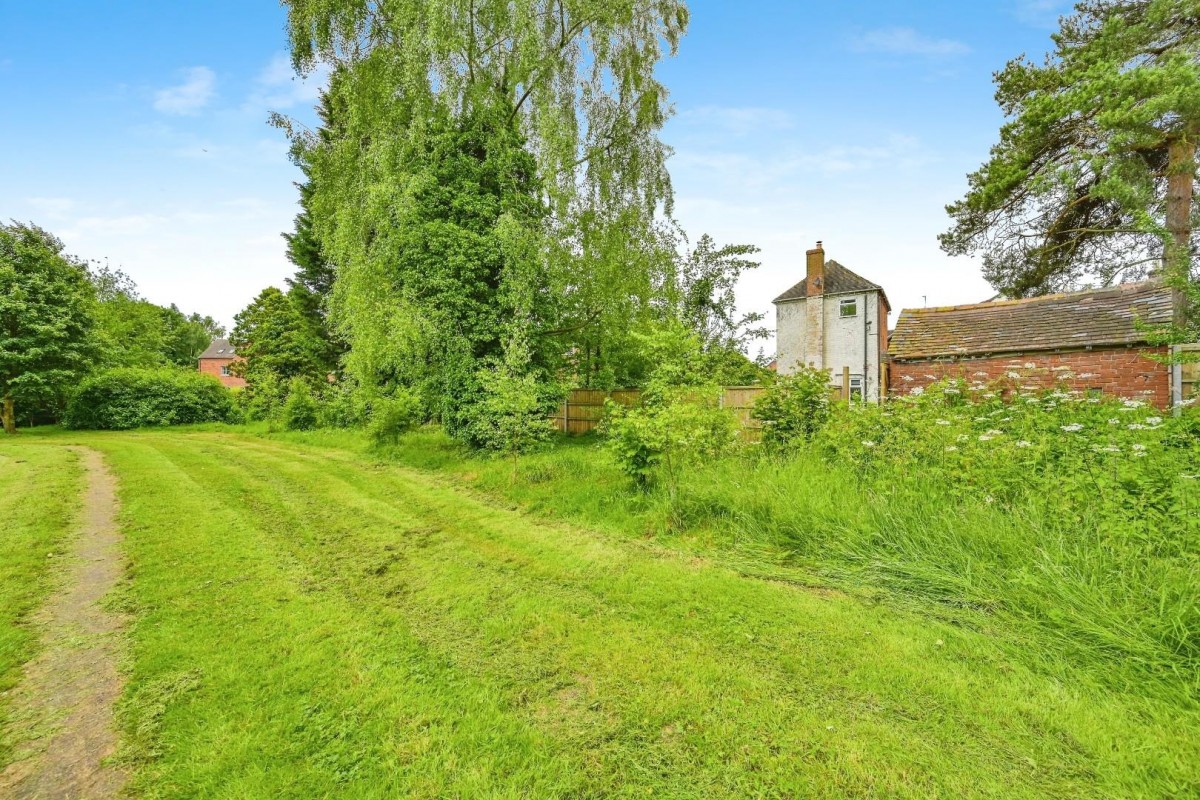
1108,418,1120,425
957,434,969,443
979,434,996,442
1061,423,1084,433
943,388,961,395
1127,424,1146,431
935,419,951,426
973,372,989,378
1015,440,1033,448
984,496,995,505
944,446,958,452
910,386,924,396
1006,372,1021,379
1094,445,1121,453
1146,416,1163,426
901,374,914,382
862,440,877,448
982,392,997,399
985,429,1004,437
1122,399,1145,409
1182,474,1199,480
925,374,939,381
1001,417,1012,422
1131,444,1147,452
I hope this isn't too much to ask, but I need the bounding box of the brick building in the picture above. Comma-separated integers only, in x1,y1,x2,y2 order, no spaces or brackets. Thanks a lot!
888,281,1183,408
198,338,246,388
773,242,890,402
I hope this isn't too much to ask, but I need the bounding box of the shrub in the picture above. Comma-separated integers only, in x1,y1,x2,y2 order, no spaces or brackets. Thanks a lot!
318,381,366,429
367,390,424,445
64,368,235,430
465,366,561,456
281,377,319,431
239,369,286,423
752,367,832,449
603,386,738,496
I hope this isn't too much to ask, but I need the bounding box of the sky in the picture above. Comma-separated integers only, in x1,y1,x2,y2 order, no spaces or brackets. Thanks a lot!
0,1,1076,347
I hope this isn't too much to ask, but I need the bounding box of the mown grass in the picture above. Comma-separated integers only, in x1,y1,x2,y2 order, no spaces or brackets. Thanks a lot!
0,442,82,768
24,427,1187,797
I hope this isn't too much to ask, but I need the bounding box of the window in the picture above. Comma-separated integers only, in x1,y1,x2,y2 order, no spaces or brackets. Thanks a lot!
220,365,231,377
849,375,863,400
839,298,858,318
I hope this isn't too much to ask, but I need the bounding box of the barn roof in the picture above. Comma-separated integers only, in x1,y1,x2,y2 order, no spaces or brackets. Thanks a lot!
773,260,886,305
199,338,237,360
888,281,1177,361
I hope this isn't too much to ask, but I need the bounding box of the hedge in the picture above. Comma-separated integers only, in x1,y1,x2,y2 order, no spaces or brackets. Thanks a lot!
63,368,236,430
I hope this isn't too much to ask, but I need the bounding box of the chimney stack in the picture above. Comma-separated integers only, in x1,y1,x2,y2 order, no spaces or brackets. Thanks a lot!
806,240,825,296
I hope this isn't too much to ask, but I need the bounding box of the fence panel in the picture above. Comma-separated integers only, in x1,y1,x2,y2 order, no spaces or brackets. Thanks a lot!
1180,344,1200,401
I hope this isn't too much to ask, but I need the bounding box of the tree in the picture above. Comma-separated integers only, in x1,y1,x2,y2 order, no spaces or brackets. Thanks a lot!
941,0,1200,299
89,263,224,368
0,222,96,434
279,0,689,442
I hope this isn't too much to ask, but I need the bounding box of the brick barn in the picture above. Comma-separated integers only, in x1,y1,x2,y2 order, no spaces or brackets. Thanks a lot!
887,281,1184,408
198,338,246,388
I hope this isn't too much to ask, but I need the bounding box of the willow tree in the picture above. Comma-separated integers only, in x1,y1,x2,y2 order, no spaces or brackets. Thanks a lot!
281,0,689,435
941,0,1200,299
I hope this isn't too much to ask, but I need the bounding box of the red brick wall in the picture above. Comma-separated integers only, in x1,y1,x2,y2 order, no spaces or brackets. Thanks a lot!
198,357,247,389
888,346,1171,408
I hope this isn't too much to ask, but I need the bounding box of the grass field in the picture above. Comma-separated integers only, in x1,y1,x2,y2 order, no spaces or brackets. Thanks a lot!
2,427,1197,797
0,444,82,768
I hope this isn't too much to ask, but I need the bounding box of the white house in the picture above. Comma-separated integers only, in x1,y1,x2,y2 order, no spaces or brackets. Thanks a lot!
773,242,890,402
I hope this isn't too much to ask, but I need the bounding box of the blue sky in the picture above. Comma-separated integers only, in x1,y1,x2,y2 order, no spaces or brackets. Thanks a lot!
0,1,1074,344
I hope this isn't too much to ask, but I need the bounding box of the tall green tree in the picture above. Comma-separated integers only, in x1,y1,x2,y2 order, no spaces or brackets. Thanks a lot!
231,286,328,386
280,0,688,439
0,222,96,433
941,0,1200,299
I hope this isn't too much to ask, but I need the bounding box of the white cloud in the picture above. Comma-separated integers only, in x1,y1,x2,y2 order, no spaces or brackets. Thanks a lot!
153,66,216,115
244,53,329,112
26,197,77,218
678,106,794,137
850,27,970,58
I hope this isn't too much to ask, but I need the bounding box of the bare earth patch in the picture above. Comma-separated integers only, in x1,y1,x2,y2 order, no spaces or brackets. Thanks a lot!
0,447,127,799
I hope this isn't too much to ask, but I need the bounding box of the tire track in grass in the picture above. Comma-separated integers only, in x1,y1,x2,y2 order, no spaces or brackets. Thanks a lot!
0,447,127,799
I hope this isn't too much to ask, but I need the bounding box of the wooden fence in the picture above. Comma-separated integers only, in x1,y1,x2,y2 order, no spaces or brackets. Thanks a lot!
1180,343,1200,401
551,386,769,437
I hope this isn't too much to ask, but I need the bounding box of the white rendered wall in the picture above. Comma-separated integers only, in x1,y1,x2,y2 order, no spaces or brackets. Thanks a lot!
775,291,884,402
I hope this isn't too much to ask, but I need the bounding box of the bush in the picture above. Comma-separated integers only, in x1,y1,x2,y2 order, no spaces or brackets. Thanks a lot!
238,369,286,423
603,386,738,496
281,378,320,431
64,368,235,430
367,390,424,445
752,367,832,449
464,366,561,455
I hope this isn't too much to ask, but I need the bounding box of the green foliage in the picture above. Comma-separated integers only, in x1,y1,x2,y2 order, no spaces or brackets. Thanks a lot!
602,324,739,492
231,286,331,390
281,377,320,431
365,390,424,446
0,222,97,432
90,264,224,369
238,370,287,423
752,368,833,449
941,0,1200,302
465,364,560,455
63,368,235,430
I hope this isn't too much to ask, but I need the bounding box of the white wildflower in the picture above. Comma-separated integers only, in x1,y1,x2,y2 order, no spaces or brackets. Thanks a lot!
1132,444,1147,452
862,440,877,448
925,374,939,381
979,434,996,442
910,386,924,396
900,374,914,382
1108,418,1120,425
1006,372,1021,380
974,372,989,378
944,446,958,452
1127,424,1146,431
1146,416,1163,425
957,434,970,443
1016,440,1033,448
985,429,1004,437
936,419,951,426
1061,423,1084,433
943,388,961,395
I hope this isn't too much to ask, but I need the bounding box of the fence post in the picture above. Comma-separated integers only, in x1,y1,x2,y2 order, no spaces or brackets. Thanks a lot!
842,366,851,404
563,392,570,432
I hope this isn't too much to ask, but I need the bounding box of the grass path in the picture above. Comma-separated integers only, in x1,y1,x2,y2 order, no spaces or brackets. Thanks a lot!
0,447,127,798
6,430,1196,797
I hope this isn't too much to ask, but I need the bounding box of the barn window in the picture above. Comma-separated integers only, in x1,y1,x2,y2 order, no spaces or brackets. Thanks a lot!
839,298,858,318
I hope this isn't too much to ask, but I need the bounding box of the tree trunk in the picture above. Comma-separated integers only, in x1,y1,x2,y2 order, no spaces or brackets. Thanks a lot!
1,393,15,435
1165,136,1195,279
